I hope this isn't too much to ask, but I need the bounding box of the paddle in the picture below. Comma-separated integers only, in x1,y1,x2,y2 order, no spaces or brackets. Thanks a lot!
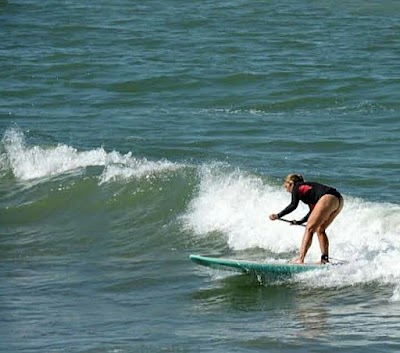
279,218,306,227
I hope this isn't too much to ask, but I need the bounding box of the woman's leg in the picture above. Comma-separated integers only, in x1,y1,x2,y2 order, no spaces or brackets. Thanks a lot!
294,195,343,263
316,196,344,262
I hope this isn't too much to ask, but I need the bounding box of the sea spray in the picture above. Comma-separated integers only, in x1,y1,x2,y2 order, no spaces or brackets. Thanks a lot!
99,157,182,184
182,162,309,252
2,128,108,180
1,127,183,183
391,285,400,302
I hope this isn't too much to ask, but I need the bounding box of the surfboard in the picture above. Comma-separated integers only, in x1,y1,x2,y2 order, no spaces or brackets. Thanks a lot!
189,254,323,277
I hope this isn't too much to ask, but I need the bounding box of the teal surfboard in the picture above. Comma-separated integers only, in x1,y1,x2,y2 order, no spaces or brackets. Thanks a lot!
189,254,323,277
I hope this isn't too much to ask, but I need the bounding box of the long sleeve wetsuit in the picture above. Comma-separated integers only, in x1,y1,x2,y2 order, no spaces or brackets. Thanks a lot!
277,182,342,224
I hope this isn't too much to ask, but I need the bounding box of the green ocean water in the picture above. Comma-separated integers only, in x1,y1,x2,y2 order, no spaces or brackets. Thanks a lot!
1,1,400,352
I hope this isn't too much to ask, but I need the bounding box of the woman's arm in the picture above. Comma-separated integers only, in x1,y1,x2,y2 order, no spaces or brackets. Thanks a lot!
277,186,300,218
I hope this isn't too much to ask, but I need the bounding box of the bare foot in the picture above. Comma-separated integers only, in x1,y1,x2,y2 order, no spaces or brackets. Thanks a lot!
291,258,304,264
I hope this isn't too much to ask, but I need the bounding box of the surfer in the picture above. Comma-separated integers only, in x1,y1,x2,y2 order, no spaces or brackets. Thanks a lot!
269,174,343,264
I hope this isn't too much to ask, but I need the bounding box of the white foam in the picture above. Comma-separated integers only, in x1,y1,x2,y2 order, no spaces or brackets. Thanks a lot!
1,127,182,183
99,157,181,184
2,128,108,180
391,285,400,302
183,163,319,253
182,163,400,289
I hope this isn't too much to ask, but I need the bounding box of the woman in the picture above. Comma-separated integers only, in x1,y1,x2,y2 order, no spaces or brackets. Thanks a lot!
269,174,344,264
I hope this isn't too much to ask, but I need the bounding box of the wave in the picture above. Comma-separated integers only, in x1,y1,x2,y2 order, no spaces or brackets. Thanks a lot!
2,127,399,296
1,127,182,183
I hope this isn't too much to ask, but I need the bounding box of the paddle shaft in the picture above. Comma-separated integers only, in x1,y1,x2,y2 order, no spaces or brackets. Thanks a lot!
279,218,306,227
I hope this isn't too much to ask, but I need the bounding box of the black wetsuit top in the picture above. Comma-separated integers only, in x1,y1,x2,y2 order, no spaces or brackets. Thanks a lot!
277,182,342,224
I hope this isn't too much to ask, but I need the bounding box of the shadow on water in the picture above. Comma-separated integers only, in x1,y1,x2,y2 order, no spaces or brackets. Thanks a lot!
189,274,333,345
192,274,298,310
189,271,400,349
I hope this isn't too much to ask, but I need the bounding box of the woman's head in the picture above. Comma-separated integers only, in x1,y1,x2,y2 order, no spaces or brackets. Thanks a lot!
283,174,304,192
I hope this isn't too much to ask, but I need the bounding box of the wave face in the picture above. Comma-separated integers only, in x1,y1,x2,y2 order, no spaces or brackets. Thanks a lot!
2,127,399,295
